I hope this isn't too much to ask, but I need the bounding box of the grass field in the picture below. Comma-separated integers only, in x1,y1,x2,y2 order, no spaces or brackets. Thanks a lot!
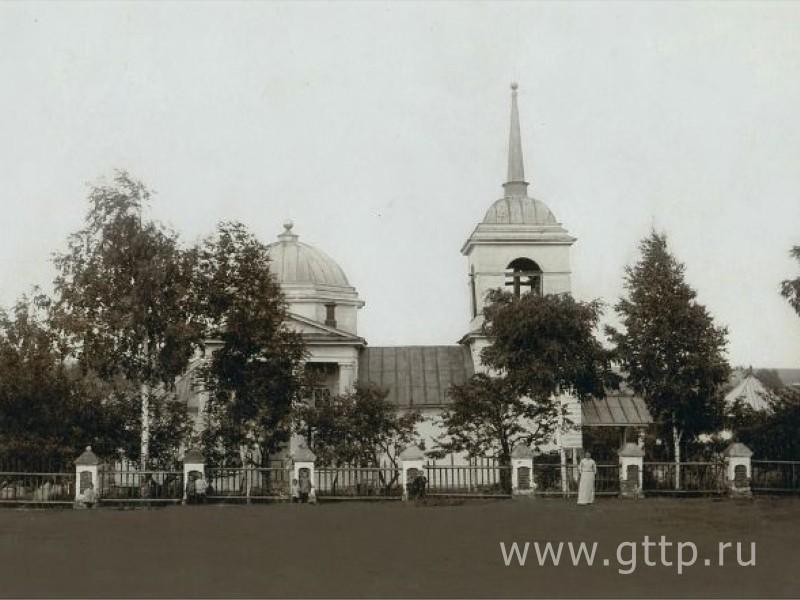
0,496,797,598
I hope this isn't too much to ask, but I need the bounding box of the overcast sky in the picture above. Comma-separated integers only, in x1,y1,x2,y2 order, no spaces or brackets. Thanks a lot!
1,2,799,368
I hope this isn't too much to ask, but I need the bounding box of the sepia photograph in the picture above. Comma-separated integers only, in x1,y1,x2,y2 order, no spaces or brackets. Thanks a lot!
0,1,799,598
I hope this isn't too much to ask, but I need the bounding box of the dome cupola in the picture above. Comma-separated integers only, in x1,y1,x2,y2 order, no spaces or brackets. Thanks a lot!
266,220,351,288
265,220,363,336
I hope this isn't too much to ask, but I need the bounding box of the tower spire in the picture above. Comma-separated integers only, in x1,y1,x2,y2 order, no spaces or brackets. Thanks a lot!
503,82,529,198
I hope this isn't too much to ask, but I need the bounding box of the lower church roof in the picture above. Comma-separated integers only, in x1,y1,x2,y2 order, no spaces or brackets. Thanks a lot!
358,346,474,408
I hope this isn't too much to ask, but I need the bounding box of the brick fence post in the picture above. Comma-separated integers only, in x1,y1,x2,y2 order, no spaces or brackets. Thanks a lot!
511,445,535,497
723,442,753,497
399,446,425,501
74,446,102,507
618,442,645,498
182,448,205,504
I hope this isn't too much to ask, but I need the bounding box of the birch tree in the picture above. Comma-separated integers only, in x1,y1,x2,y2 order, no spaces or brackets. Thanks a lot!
51,172,203,467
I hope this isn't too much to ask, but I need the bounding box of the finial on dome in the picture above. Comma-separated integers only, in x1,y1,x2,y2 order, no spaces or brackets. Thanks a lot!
278,219,298,241
503,82,529,198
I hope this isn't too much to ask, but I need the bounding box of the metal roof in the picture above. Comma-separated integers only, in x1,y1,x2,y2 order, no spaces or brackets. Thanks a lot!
358,346,474,407
582,395,653,427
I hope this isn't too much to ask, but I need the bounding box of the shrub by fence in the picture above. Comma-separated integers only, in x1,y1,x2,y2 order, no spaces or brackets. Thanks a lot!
752,461,800,494
98,468,184,504
642,462,726,495
206,467,290,501
0,472,75,505
315,465,401,499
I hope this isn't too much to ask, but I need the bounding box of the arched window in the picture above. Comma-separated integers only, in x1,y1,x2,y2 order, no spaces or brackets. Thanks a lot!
505,258,542,297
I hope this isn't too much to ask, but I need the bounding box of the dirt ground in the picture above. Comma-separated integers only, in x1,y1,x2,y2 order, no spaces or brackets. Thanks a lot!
0,496,797,598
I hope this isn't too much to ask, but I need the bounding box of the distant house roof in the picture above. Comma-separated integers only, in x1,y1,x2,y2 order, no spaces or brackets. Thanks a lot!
358,346,474,408
582,394,653,427
724,374,775,413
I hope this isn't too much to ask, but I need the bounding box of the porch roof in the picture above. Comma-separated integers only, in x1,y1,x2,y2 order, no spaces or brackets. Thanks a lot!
582,395,653,427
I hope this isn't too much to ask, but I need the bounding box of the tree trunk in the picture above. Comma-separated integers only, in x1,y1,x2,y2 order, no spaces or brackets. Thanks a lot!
140,338,151,469
140,382,149,469
673,421,682,491
499,440,512,494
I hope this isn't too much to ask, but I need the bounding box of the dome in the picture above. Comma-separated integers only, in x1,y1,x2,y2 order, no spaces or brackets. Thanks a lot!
482,196,558,226
266,221,351,287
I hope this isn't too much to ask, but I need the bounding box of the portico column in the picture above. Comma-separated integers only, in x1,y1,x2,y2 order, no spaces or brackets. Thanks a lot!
338,362,357,395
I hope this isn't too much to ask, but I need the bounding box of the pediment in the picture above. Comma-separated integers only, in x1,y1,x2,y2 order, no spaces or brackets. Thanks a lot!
286,313,365,346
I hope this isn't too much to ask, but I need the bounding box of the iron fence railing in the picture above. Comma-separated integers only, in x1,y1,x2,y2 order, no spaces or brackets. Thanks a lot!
0,472,76,505
98,469,184,503
205,467,290,501
643,462,726,495
315,466,402,499
532,463,619,496
423,464,512,497
752,460,800,493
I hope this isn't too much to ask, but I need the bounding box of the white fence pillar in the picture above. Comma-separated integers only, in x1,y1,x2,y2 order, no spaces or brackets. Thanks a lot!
723,442,753,497
511,445,535,497
292,444,317,502
399,446,425,501
618,442,645,498
182,448,205,504
74,446,102,506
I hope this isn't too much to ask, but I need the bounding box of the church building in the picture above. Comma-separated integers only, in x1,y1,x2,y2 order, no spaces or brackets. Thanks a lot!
267,84,586,457
184,84,652,459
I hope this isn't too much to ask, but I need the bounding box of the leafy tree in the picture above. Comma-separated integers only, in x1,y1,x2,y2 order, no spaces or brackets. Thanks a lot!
51,171,203,466
0,294,131,469
753,368,785,393
607,231,730,488
196,222,306,468
297,382,422,484
728,388,800,459
781,245,800,318
438,290,614,491
481,289,613,400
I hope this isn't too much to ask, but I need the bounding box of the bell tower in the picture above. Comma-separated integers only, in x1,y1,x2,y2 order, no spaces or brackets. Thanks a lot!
461,83,576,371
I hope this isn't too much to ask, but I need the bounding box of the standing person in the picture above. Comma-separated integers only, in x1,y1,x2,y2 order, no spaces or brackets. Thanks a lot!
290,478,300,503
298,472,312,503
185,474,197,504
414,468,428,500
195,472,208,504
577,451,597,506
82,482,97,509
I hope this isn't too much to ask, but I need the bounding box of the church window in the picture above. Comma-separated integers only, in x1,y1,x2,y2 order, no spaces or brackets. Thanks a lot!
312,387,331,406
505,258,542,297
324,303,337,328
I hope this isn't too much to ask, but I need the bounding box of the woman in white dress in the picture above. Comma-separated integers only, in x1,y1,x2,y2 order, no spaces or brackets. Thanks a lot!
577,451,596,505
